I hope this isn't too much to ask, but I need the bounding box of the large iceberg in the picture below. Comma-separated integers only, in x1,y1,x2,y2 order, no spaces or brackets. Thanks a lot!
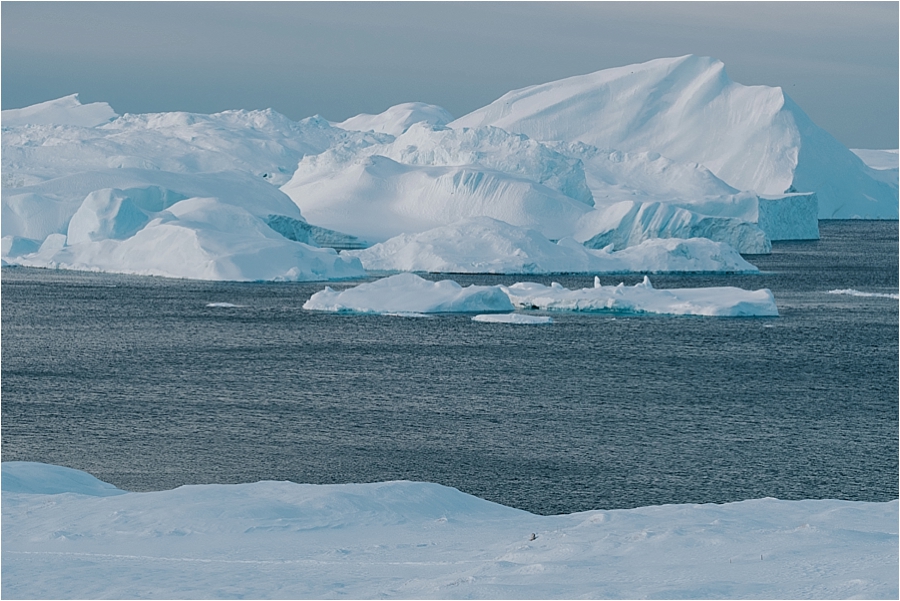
345,217,760,274
304,272,777,317
2,169,364,281
3,462,896,599
451,55,897,219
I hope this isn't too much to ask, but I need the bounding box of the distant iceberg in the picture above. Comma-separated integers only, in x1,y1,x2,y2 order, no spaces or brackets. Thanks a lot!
452,55,897,220
3,56,893,282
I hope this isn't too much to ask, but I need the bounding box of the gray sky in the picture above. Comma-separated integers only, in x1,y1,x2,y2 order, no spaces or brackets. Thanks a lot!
2,2,897,148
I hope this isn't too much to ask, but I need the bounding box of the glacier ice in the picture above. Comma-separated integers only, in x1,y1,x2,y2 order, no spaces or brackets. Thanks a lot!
2,56,893,281
344,217,760,274
451,55,897,220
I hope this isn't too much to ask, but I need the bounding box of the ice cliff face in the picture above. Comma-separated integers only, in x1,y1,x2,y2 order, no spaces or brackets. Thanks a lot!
451,55,897,219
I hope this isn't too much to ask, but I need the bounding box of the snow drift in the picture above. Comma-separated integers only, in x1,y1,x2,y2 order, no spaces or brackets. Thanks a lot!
3,462,896,599
452,55,897,219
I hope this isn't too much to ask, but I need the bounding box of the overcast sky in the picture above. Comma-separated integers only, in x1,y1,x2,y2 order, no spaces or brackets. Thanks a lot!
2,2,897,148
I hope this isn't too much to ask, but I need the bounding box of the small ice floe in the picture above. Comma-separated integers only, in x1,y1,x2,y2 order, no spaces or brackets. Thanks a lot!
503,276,778,317
827,289,899,300
303,273,513,314
472,313,553,325
206,302,244,308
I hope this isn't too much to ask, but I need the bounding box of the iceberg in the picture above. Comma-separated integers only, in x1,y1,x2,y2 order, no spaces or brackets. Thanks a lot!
451,55,897,219
344,217,760,274
2,462,896,600
305,273,776,317
503,276,778,317
303,273,514,314
281,154,591,242
0,94,117,128
334,102,454,136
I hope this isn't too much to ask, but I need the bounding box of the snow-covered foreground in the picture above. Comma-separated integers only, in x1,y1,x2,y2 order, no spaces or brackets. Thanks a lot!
2,462,896,600
303,273,778,317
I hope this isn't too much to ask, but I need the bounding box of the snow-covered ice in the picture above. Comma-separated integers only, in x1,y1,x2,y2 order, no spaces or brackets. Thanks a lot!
334,102,454,136
304,273,776,317
452,55,897,220
3,56,895,281
302,273,514,314
503,276,778,317
344,217,760,274
472,313,553,325
2,462,896,600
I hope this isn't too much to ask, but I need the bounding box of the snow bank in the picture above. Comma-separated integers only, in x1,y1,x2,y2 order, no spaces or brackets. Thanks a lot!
451,55,897,219
504,276,778,317
335,102,454,136
2,462,896,599
302,273,514,314
1,462,125,497
1,94,117,128
344,217,759,274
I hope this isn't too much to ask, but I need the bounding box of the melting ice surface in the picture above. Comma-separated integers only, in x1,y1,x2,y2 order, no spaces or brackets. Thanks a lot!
303,273,778,317
1,462,896,600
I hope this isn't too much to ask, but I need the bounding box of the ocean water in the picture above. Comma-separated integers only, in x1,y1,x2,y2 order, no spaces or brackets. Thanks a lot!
2,220,897,515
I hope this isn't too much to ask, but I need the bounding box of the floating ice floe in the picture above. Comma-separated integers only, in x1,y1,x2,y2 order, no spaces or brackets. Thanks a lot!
345,217,760,274
302,273,514,314
503,276,778,317
305,273,777,317
2,462,896,599
472,313,553,325
827,289,900,300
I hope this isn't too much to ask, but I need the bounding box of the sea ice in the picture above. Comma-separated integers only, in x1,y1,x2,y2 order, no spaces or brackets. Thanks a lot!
472,313,553,324
503,276,779,317
2,462,896,600
304,273,777,317
827,288,900,300
302,273,514,314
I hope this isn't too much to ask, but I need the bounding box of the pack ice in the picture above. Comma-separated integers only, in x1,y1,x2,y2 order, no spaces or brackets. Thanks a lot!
3,55,895,280
3,462,896,599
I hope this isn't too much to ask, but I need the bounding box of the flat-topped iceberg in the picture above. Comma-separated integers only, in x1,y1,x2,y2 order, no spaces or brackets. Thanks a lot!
3,462,896,599
303,273,514,314
504,276,778,317
304,273,777,317
345,217,760,274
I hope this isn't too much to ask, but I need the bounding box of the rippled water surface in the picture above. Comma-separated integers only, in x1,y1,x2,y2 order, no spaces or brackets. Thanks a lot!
2,221,897,514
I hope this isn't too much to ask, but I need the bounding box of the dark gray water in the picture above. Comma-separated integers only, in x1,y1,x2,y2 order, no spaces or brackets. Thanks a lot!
2,220,897,515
